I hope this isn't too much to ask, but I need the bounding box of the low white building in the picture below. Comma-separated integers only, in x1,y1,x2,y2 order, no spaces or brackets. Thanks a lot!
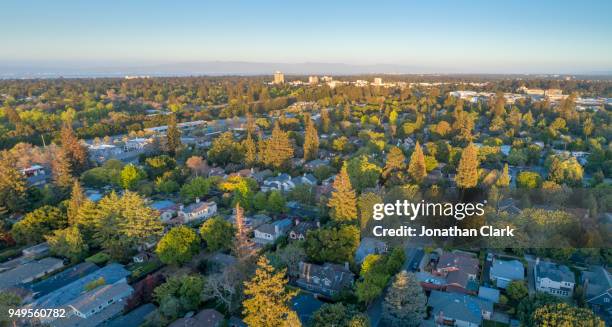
179,199,217,223
534,259,575,297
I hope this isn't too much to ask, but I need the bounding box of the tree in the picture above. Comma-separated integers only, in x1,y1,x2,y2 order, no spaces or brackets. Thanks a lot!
166,113,182,157
156,226,200,266
517,171,541,189
328,164,357,222
242,256,300,327
383,146,405,180
67,180,85,225
260,122,294,170
200,217,235,252
186,156,208,177
118,191,163,248
180,176,213,202
533,303,604,327
46,226,88,263
154,274,205,321
233,203,255,261
496,163,510,187
548,155,583,186
11,205,67,244
0,150,27,214
267,190,286,214
347,155,381,192
303,117,319,160
52,148,74,190
0,292,21,325
358,192,382,230
408,141,427,184
311,303,370,327
305,225,360,264
120,164,145,190
516,293,562,326
208,132,244,165
244,133,258,167
382,271,426,326
60,124,89,174
455,143,479,189
144,155,176,178
506,280,528,302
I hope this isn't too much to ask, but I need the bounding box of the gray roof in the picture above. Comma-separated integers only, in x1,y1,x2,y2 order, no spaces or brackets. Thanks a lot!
68,281,133,315
30,262,99,298
31,263,130,309
581,266,612,299
535,261,575,284
490,259,525,281
102,303,156,327
428,290,493,325
169,309,224,327
0,257,64,290
296,262,354,296
478,286,500,303
266,173,292,183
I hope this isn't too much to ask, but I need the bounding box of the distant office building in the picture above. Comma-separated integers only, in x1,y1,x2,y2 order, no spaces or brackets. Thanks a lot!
273,71,285,84
308,76,319,85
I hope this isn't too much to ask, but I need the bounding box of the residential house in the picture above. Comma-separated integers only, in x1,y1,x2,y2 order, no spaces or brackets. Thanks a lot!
103,303,156,327
288,219,319,241
20,165,49,187
0,257,64,291
22,242,50,258
354,237,388,264
489,259,525,289
208,167,226,178
428,290,493,327
261,173,295,192
304,159,330,171
295,262,354,298
252,169,273,183
253,218,292,244
150,200,178,222
62,281,133,322
435,252,480,294
581,266,612,319
291,173,318,187
29,262,99,299
534,259,575,297
416,271,447,292
169,308,224,327
478,286,500,304
178,199,217,223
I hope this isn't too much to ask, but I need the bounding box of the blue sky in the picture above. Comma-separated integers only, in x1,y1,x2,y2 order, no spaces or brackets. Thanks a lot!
1,0,611,73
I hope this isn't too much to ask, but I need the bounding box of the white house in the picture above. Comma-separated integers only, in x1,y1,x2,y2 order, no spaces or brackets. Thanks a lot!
534,259,575,297
178,199,217,223
261,173,295,192
253,219,292,244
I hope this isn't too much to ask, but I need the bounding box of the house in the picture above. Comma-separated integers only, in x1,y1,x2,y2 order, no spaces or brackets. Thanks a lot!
534,259,575,297
124,138,150,151
0,257,64,291
288,220,319,241
489,259,525,289
178,199,217,223
29,262,99,299
169,308,224,327
150,200,178,222
252,169,273,183
291,173,318,187
253,218,292,244
20,164,49,187
103,303,156,327
208,167,226,178
304,159,330,171
354,237,388,264
416,271,447,292
428,290,493,327
581,266,612,318
295,262,354,298
478,286,500,303
64,281,133,320
261,173,295,192
132,251,153,263
22,242,50,258
435,252,480,294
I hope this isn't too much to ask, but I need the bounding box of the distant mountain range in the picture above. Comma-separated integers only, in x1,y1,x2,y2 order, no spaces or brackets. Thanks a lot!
0,61,611,78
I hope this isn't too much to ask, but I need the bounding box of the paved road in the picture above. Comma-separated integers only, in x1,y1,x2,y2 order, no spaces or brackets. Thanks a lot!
367,247,423,327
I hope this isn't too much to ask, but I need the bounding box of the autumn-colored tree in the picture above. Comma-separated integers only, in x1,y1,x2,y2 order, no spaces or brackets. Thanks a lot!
383,146,405,180
328,164,357,222
382,271,427,327
0,150,27,214
165,113,182,157
185,156,208,177
533,303,604,327
67,180,85,225
233,203,255,261
455,143,479,189
303,117,319,160
244,133,257,167
261,122,294,169
242,256,301,327
408,141,427,184
321,108,331,133
496,163,510,187
52,149,74,190
46,226,88,263
60,124,89,174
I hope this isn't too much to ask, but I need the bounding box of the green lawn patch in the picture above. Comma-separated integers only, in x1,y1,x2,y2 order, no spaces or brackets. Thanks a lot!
85,252,111,265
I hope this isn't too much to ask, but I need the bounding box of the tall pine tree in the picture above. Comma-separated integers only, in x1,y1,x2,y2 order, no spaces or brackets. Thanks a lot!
328,163,357,222
243,133,257,167
303,117,319,161
60,124,89,174
408,141,427,184
455,143,479,189
261,122,293,170
0,150,27,214
52,149,74,191
233,202,255,261
383,146,405,179
382,271,427,327
166,113,182,157
242,256,300,327
67,180,85,225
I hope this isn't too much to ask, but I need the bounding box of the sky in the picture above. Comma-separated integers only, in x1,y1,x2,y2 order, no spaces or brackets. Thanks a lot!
1,0,612,75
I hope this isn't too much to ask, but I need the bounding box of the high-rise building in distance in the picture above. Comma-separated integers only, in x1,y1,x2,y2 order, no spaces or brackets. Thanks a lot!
308,76,319,85
273,71,284,84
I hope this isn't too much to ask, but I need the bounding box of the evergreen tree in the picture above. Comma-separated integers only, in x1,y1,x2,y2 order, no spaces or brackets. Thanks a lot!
74,199,100,242
46,226,88,263
233,203,255,261
496,163,510,187
455,143,479,189
0,151,27,214
303,117,319,160
244,132,257,167
52,149,74,190
156,225,199,266
261,122,294,169
60,124,89,174
383,146,405,180
118,191,164,249
242,256,300,327
321,109,331,133
328,164,357,222
166,114,182,157
382,271,426,327
67,180,85,225
408,141,427,184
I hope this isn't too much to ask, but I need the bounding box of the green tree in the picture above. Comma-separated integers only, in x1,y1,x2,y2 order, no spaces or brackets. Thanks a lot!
260,122,294,170
517,171,542,189
347,155,381,192
304,225,360,264
120,164,145,190
382,271,427,327
11,205,67,244
166,113,182,157
533,303,604,327
154,274,205,320
242,256,300,327
208,131,244,165
200,217,235,252
328,164,357,222
496,163,511,187
303,117,319,161
548,155,583,186
46,226,89,263
311,303,370,327
408,141,427,184
0,292,21,325
244,132,257,167
383,146,405,181
118,191,163,248
506,280,528,302
0,150,27,214
67,180,85,225
267,190,286,214
358,192,382,230
180,176,213,202
455,143,479,189
156,226,200,266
